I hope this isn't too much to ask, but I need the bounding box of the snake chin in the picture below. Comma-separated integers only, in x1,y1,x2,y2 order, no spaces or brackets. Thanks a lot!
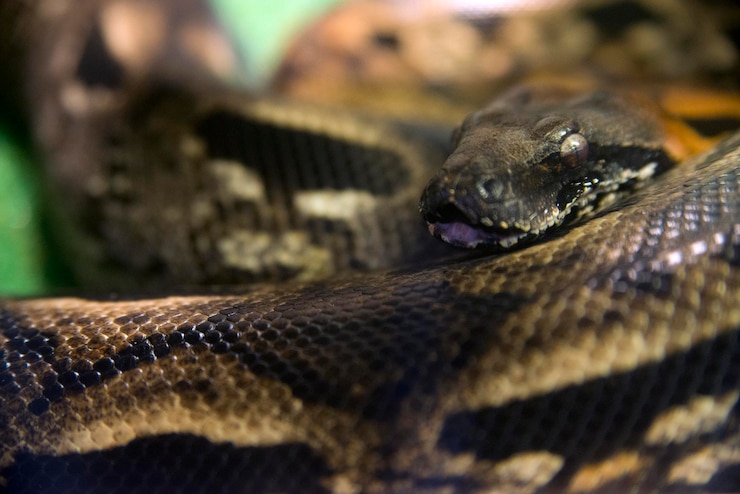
427,221,531,248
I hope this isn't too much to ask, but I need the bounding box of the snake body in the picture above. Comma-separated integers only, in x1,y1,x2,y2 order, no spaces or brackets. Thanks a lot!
2,1,740,493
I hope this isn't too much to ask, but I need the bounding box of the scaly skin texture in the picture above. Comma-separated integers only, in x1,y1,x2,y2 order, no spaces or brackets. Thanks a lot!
2,0,740,493
0,135,740,492
2,132,740,492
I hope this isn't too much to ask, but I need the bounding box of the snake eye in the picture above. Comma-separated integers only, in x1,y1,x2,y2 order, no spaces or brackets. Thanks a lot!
560,132,588,168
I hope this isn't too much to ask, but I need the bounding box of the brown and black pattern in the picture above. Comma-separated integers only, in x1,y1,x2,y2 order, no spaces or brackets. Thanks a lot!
2,133,740,492
2,0,740,493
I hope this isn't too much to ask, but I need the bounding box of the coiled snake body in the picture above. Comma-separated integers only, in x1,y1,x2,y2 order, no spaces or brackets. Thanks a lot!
2,1,740,493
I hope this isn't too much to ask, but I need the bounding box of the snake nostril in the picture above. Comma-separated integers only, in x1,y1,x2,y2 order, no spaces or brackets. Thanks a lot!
478,178,505,200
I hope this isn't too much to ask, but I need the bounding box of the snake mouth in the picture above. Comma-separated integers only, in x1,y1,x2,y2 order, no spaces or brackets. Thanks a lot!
427,221,531,248
421,200,534,248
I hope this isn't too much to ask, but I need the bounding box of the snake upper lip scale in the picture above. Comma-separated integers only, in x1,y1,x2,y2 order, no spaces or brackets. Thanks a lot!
420,192,533,249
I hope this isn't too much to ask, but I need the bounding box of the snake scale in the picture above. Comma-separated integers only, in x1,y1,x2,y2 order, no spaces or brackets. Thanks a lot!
2,0,740,493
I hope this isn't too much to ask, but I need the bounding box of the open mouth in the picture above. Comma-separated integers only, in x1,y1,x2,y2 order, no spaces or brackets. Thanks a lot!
427,221,531,249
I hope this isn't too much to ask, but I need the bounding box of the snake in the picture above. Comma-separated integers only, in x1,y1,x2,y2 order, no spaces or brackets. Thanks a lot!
2,0,740,493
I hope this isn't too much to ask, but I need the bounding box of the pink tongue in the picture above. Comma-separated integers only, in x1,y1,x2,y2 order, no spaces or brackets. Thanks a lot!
429,222,499,248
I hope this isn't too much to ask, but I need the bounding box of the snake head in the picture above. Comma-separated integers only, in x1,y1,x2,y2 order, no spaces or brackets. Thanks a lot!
420,87,673,249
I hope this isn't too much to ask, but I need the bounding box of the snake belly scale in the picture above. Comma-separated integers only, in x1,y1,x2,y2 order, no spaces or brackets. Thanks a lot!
2,1,740,493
